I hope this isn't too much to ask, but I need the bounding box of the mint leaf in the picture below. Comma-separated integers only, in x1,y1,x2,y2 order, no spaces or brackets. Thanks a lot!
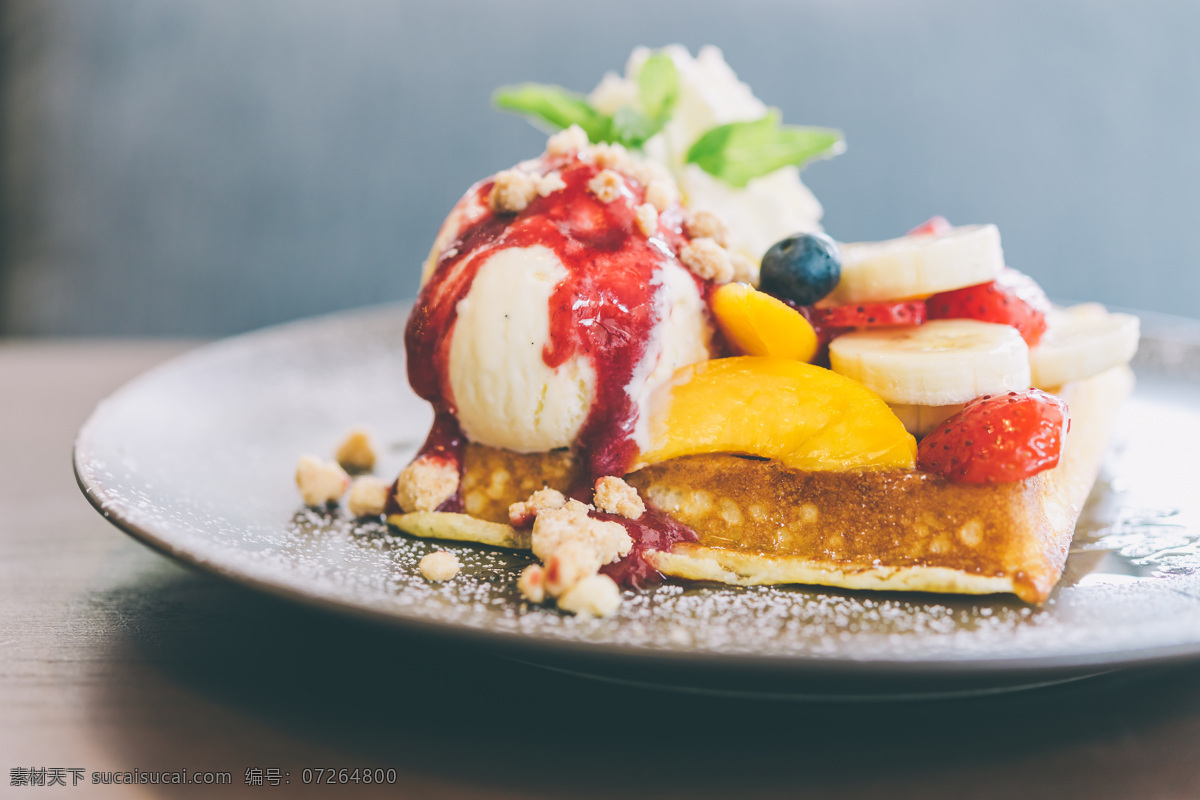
493,83,611,143
610,106,659,148
494,57,681,150
685,111,845,187
637,52,679,123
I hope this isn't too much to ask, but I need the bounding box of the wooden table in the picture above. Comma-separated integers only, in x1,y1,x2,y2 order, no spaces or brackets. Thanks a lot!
4,339,1200,799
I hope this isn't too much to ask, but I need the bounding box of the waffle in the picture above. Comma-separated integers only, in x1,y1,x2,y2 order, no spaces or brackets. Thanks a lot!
403,366,1132,604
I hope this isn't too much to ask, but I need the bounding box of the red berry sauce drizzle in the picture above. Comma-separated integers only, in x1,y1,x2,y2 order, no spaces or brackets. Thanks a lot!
596,507,698,589
404,154,701,583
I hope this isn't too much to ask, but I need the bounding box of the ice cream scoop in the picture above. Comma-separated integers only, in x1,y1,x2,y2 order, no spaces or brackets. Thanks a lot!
406,130,713,478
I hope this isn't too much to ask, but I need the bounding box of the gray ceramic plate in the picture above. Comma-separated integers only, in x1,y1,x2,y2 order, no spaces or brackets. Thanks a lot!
75,303,1200,699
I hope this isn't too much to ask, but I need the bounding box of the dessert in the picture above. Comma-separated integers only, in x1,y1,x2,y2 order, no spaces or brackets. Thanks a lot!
306,47,1140,614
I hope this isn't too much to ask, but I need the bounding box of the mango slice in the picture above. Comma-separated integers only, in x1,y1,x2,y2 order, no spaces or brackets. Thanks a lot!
710,283,819,362
635,356,917,472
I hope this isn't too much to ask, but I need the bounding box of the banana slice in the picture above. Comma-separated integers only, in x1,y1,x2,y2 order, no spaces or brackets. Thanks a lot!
888,402,965,437
828,224,1004,304
1030,305,1140,388
829,319,1030,405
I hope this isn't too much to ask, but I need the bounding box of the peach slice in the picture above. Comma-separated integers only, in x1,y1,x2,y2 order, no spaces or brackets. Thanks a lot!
635,356,917,472
710,283,819,362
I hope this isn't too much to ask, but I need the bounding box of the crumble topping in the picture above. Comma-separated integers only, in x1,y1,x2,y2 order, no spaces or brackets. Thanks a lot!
537,170,567,197
517,563,546,604
557,574,622,617
590,141,632,172
347,475,389,518
509,488,632,615
680,237,735,283
644,179,676,212
684,210,730,248
508,486,567,527
546,124,589,157
394,456,459,513
544,539,604,597
295,455,350,507
587,169,626,203
624,158,674,194
593,476,645,519
419,550,461,581
335,427,376,473
531,500,632,564
489,169,540,213
635,203,659,238
730,251,757,284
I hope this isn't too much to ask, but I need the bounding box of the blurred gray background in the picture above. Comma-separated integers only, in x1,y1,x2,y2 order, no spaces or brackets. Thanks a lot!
1,0,1197,336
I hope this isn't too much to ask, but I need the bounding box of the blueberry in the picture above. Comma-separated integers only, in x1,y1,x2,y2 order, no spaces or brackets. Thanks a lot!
759,232,842,306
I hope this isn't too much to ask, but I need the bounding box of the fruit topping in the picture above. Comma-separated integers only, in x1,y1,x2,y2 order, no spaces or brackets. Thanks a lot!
637,356,916,472
1029,304,1141,388
830,224,1004,305
908,215,953,237
828,319,1031,406
710,282,819,361
811,299,927,328
887,402,965,438
759,232,842,306
927,267,1051,346
917,389,1069,483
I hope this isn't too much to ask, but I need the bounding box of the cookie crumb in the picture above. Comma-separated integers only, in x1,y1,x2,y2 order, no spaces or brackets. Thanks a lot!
730,251,758,285
419,550,460,582
590,141,631,172
587,169,626,203
489,169,539,213
517,563,546,604
531,501,632,565
295,455,350,507
537,171,567,197
544,540,604,597
684,210,730,247
680,237,734,283
644,179,676,212
635,203,659,237
394,456,458,513
557,574,622,617
625,158,673,192
347,475,389,518
508,486,568,527
593,476,645,519
546,124,589,157
335,428,376,472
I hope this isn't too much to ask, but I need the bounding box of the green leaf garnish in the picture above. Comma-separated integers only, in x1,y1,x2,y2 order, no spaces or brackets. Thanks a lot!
684,111,845,187
610,106,659,148
493,52,681,150
637,52,679,124
493,83,612,143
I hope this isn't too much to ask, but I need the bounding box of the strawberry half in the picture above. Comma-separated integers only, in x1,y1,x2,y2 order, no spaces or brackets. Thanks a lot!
908,215,952,236
811,299,926,328
917,389,1069,484
926,267,1051,345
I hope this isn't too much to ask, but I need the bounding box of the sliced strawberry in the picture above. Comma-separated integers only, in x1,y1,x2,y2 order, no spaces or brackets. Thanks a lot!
811,299,926,328
908,216,952,236
926,268,1051,345
794,304,850,368
917,389,1069,484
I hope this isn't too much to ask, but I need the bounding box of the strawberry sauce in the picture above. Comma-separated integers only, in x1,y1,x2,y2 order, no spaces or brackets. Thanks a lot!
405,156,690,480
404,154,702,585
596,507,698,589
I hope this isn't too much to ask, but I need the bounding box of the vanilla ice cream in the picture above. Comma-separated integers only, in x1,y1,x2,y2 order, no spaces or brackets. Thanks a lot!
407,132,713,474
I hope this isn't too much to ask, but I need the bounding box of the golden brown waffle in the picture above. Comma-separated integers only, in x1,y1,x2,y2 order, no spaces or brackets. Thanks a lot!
444,366,1132,603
